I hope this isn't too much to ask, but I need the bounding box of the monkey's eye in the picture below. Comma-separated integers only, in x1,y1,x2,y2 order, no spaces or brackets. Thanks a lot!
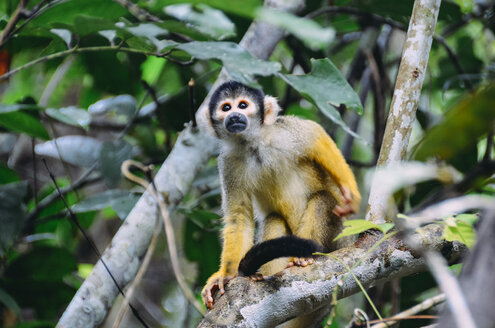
238,101,248,109
221,103,231,112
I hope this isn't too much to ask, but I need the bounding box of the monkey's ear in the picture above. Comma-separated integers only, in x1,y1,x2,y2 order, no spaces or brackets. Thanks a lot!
263,96,282,125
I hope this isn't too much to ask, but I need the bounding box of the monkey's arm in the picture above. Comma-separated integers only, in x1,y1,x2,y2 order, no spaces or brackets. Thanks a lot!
308,125,361,214
202,185,254,309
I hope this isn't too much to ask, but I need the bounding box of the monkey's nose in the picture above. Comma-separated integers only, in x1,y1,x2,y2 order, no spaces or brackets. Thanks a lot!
226,112,248,133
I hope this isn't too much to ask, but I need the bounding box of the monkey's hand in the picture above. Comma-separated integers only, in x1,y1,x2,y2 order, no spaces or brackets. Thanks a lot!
202,270,235,310
333,185,358,217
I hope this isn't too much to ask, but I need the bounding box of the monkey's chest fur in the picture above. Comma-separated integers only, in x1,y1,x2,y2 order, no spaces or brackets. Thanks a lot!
220,127,332,225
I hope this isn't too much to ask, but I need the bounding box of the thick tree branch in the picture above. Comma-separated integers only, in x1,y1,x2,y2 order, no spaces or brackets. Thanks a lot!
198,224,465,328
366,0,441,224
56,0,305,327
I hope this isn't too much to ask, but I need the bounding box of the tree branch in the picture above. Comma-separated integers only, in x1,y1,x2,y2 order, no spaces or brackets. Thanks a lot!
198,224,465,328
366,0,441,224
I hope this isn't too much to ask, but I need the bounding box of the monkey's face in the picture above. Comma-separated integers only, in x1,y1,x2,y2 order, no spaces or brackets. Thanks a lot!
212,96,261,137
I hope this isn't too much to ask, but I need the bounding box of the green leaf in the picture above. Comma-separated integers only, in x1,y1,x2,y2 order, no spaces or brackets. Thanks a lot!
442,216,477,248
0,163,20,184
177,41,281,84
72,189,140,220
281,58,363,137
378,223,395,234
0,112,50,140
46,106,91,130
50,28,72,48
333,220,381,241
0,181,28,256
415,84,495,165
35,136,102,167
257,8,335,51
98,140,134,187
141,56,167,84
72,15,116,37
164,4,236,40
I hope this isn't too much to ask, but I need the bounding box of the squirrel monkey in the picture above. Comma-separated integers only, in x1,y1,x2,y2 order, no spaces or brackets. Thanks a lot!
202,81,360,310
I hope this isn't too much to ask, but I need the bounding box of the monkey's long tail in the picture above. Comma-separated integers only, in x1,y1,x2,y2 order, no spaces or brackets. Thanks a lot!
238,235,323,276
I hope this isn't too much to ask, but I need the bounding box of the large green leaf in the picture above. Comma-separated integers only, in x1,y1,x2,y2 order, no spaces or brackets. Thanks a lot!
0,181,28,256
164,4,236,40
46,106,91,131
72,189,140,220
280,58,363,136
177,41,281,84
0,111,49,140
256,8,335,51
415,84,495,165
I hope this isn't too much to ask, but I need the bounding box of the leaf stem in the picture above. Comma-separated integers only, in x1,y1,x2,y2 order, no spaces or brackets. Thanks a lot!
0,45,172,81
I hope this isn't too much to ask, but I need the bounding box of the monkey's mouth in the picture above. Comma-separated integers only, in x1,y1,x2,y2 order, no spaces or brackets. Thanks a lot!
226,113,248,133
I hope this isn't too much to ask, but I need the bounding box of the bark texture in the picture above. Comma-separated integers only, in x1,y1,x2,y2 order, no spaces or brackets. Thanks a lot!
198,224,465,328
366,0,441,224
56,0,305,326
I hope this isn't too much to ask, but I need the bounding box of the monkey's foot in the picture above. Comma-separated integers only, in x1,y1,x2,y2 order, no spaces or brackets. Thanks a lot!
333,186,355,217
202,272,234,310
287,257,314,268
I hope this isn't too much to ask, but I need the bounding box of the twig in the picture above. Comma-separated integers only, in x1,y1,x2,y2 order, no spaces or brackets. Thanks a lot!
364,50,386,161
0,45,173,81
121,160,205,315
112,207,162,328
25,165,100,228
6,0,68,45
370,294,445,328
140,81,172,151
0,0,29,47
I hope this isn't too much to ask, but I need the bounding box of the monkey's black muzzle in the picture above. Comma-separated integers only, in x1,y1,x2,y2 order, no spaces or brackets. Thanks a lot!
225,112,248,133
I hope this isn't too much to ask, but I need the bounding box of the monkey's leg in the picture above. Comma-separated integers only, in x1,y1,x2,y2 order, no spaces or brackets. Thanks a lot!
289,191,340,267
259,213,290,276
